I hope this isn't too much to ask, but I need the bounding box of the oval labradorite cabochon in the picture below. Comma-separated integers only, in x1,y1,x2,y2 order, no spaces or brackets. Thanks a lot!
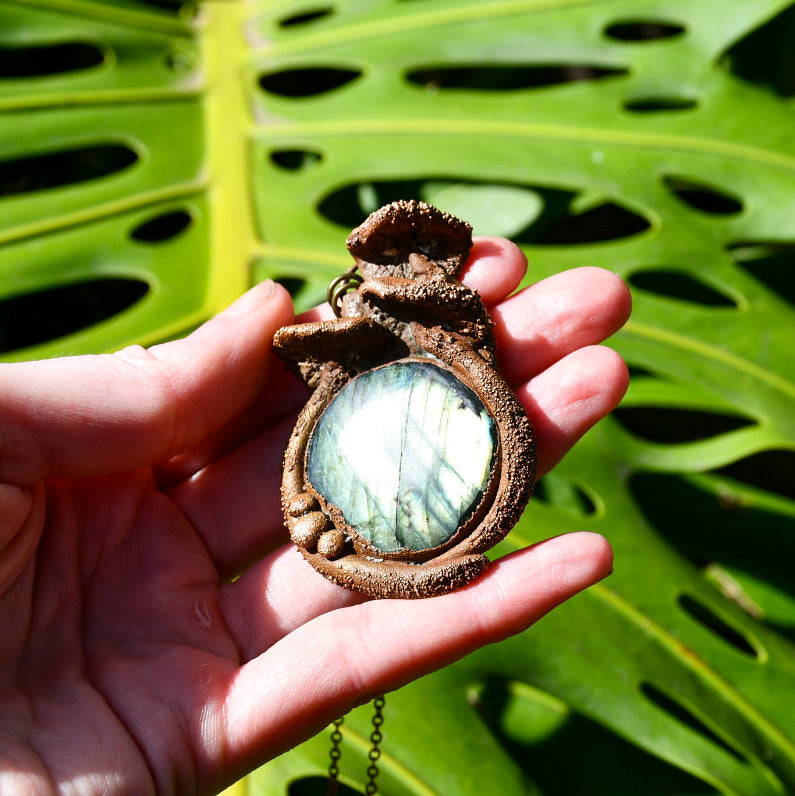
306,360,497,554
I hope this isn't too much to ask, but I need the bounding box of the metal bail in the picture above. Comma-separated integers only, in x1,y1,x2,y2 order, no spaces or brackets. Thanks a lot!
327,266,363,317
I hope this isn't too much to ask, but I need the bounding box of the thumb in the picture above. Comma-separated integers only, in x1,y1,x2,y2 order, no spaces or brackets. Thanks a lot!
0,281,295,484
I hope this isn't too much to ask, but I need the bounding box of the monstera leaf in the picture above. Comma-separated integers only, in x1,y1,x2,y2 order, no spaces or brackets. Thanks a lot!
2,0,795,794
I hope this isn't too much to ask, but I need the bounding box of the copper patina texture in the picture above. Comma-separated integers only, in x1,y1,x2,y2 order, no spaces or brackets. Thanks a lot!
273,200,536,598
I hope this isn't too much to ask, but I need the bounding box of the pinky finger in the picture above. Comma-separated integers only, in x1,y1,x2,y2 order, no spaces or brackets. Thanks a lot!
519,345,629,477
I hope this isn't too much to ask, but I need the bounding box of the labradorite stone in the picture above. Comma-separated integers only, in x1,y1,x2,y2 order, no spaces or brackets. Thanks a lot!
306,360,496,553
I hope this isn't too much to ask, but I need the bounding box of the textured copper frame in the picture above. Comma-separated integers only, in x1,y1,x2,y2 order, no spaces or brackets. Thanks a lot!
273,201,536,598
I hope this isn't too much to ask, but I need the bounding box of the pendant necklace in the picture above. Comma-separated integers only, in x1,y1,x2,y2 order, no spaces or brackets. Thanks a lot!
273,200,536,792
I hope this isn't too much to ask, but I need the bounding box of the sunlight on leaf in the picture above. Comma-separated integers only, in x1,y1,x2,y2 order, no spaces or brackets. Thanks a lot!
420,182,543,237
1,0,794,794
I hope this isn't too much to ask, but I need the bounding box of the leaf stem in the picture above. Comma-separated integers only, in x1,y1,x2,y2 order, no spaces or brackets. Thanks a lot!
202,0,261,312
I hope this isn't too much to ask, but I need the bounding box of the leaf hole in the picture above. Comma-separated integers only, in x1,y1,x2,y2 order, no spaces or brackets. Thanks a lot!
319,181,651,244
629,471,795,636
626,363,655,379
318,182,376,227
715,450,795,501
515,191,650,245
532,474,597,517
662,175,744,216
612,406,752,444
258,67,362,98
628,269,737,307
288,777,359,795
0,42,106,78
604,19,686,42
406,63,628,91
623,96,698,113
275,277,308,298
139,0,198,16
640,683,748,763
720,4,795,97
320,179,546,236
468,679,570,745
0,144,138,198
277,7,334,27
130,209,193,243
729,241,795,306
678,594,762,659
269,148,323,171
469,676,731,794
0,278,149,354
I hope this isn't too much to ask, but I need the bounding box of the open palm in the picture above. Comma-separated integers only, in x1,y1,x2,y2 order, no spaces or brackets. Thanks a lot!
0,238,630,795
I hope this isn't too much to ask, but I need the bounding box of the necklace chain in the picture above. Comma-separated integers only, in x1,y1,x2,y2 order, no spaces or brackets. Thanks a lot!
365,696,385,794
326,696,385,795
326,716,344,796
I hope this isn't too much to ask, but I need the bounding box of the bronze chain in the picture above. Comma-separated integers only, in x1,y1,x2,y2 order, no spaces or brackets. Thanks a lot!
326,696,385,796
364,696,385,795
326,716,344,796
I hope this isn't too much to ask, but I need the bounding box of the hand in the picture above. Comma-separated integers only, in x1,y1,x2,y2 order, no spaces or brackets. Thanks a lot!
0,239,630,794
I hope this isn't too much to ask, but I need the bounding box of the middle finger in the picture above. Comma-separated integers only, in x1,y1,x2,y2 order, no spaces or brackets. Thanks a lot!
493,266,631,386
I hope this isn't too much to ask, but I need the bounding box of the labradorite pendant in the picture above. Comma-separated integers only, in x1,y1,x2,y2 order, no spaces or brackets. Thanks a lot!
274,201,536,598
307,359,497,555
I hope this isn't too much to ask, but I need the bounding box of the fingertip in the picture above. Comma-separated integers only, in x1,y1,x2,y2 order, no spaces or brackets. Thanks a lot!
221,280,276,317
471,235,527,263
607,345,631,405
495,266,633,384
557,343,630,411
461,236,528,305
568,267,633,335
185,281,295,354
553,530,615,584
222,279,295,325
260,281,299,336
596,268,633,329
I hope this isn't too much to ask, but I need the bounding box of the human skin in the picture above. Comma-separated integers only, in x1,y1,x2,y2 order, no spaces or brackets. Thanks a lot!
0,237,631,794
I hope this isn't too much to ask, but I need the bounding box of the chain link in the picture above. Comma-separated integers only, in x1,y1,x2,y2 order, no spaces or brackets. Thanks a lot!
326,716,344,796
326,696,385,796
364,696,385,795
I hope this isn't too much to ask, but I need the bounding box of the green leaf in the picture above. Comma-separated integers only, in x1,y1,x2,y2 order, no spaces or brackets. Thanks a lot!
2,0,795,794
420,182,544,237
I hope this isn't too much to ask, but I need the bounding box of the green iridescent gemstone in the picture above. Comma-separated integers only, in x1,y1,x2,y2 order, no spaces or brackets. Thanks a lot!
306,360,497,553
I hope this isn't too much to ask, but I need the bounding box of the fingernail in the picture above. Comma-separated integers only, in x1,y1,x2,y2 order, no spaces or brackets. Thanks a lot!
224,280,275,316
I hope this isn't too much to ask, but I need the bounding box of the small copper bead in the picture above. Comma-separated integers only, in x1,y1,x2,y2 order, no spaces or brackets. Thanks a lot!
317,529,348,560
287,492,319,518
290,511,330,549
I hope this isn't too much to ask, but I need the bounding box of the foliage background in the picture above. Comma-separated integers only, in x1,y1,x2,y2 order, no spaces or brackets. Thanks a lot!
1,0,794,794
